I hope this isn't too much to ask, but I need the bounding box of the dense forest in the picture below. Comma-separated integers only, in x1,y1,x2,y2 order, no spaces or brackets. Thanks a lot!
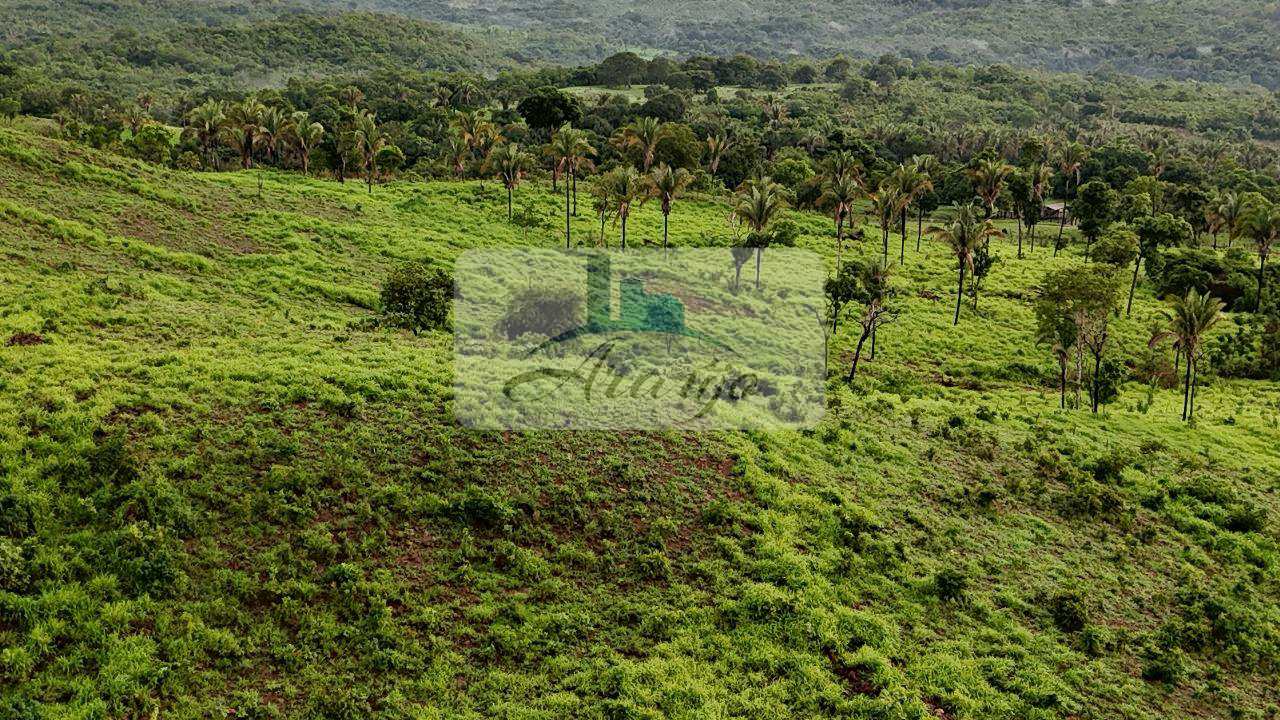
2,2,1279,718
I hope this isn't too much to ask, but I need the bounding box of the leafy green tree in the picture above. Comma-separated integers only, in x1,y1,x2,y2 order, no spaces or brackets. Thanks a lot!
928,203,1004,325
1128,213,1191,315
1035,266,1121,412
846,261,896,382
0,97,19,123
1072,180,1117,258
517,86,583,137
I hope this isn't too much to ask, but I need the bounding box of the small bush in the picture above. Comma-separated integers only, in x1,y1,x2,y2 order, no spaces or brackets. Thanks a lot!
498,285,584,339
932,568,968,602
380,262,451,334
1048,589,1090,632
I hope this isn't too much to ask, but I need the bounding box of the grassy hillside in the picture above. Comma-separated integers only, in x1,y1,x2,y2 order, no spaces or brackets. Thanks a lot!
1,122,1278,719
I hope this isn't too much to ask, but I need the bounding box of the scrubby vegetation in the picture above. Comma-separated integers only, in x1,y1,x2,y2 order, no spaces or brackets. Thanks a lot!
2,2,1280,717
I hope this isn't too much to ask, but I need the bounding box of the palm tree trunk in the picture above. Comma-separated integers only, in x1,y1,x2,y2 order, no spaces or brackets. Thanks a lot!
662,213,669,250
835,215,843,271
572,171,578,215
916,207,924,251
621,215,627,250
1258,253,1268,312
1182,354,1192,421
1190,362,1199,420
882,228,889,268
1091,350,1102,413
1017,220,1023,259
507,187,513,221
755,249,762,291
565,180,571,249
899,211,907,264
599,212,606,249
953,264,966,325
1127,252,1142,317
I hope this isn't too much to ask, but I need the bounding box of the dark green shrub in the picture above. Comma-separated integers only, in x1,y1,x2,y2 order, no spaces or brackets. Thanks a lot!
380,262,451,334
932,568,968,602
1048,589,1090,632
498,285,584,339
449,486,516,530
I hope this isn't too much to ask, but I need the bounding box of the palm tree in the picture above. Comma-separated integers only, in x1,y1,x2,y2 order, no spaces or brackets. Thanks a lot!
485,143,532,220
1212,190,1246,250
442,137,469,178
614,117,665,171
888,163,932,263
928,203,1005,325
221,98,266,170
1152,289,1224,421
818,169,862,271
351,111,386,194
1055,142,1088,248
705,132,733,177
338,85,364,111
548,126,596,247
182,100,225,168
968,158,1013,219
645,164,692,250
705,132,733,176
911,154,941,250
869,185,901,268
1248,202,1280,312
287,112,324,175
603,167,643,250
734,176,788,290
257,107,287,167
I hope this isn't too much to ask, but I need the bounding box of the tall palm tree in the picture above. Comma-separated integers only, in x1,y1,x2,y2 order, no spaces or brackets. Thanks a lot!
967,158,1013,219
182,100,225,168
705,132,733,176
548,126,596,248
614,117,665,171
928,203,1005,325
1152,289,1224,421
1026,162,1052,253
221,98,266,170
442,136,469,178
1055,142,1088,248
818,169,862,271
734,176,788,290
888,163,932,263
1213,190,1246,249
1036,322,1076,410
1248,202,1280,312
869,185,901,269
485,143,532,220
255,107,286,170
645,163,692,250
603,167,643,250
911,154,941,250
350,111,386,194
287,112,324,175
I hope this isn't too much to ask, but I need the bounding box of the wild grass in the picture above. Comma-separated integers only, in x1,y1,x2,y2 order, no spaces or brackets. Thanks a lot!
0,125,1277,719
